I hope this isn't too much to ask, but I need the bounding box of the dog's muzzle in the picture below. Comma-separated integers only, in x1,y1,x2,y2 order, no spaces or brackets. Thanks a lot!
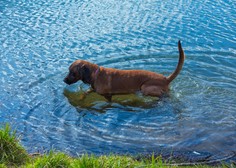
64,77,72,85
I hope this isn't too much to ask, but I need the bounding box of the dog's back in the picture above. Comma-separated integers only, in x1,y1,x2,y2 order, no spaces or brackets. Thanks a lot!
94,67,168,95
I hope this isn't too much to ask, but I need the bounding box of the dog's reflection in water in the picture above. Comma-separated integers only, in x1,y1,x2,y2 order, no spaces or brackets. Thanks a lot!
63,88,159,111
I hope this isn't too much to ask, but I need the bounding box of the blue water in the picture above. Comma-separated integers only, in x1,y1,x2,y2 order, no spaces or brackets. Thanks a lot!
0,0,236,159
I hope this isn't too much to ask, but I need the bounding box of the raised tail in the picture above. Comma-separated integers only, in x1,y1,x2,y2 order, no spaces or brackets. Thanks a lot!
166,40,185,83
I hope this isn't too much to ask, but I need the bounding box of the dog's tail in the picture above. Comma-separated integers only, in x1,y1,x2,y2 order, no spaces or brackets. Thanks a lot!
166,40,185,84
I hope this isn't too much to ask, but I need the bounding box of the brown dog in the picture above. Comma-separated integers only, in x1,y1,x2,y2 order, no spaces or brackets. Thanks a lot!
64,41,185,101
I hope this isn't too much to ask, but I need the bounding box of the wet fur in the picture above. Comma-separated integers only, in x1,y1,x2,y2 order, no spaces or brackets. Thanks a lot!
64,41,185,101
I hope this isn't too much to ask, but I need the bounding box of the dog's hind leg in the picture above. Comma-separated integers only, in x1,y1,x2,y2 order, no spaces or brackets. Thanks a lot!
141,85,163,97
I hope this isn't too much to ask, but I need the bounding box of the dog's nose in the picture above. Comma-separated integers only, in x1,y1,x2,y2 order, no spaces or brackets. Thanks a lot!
63,78,68,84
64,78,72,85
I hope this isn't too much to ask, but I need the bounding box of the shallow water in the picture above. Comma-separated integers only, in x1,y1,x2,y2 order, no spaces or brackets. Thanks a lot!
0,0,236,159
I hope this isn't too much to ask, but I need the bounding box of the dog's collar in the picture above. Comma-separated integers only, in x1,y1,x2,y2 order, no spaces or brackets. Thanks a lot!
94,67,100,79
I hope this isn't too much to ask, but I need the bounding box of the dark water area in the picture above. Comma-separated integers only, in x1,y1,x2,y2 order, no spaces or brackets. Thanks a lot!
0,0,236,162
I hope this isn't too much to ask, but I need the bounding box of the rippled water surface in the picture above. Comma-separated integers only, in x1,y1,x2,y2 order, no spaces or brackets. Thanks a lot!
1,0,236,159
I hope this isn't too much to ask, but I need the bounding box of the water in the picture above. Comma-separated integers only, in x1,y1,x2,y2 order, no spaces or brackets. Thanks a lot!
1,0,236,160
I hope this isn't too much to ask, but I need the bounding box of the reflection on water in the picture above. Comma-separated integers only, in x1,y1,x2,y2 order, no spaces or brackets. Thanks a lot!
63,86,158,111
0,0,236,161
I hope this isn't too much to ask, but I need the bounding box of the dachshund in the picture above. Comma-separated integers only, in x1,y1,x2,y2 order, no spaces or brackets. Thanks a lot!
64,41,185,101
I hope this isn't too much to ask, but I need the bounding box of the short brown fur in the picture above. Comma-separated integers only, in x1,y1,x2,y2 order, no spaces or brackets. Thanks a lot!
64,41,185,101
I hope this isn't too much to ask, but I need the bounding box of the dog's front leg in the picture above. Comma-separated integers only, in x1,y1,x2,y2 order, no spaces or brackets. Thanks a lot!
103,94,112,102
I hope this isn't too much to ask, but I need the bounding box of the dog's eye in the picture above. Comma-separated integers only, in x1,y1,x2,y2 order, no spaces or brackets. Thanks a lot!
70,72,76,77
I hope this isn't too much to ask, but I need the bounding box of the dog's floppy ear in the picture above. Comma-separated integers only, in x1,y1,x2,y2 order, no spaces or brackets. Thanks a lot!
80,64,91,84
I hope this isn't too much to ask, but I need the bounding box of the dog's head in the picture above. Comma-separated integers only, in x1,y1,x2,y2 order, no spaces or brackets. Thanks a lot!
64,60,92,85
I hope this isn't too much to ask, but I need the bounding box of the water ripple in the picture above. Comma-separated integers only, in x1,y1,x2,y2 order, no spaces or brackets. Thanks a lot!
0,0,236,158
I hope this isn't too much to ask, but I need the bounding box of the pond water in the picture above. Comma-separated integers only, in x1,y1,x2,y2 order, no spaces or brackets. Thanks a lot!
0,0,236,160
